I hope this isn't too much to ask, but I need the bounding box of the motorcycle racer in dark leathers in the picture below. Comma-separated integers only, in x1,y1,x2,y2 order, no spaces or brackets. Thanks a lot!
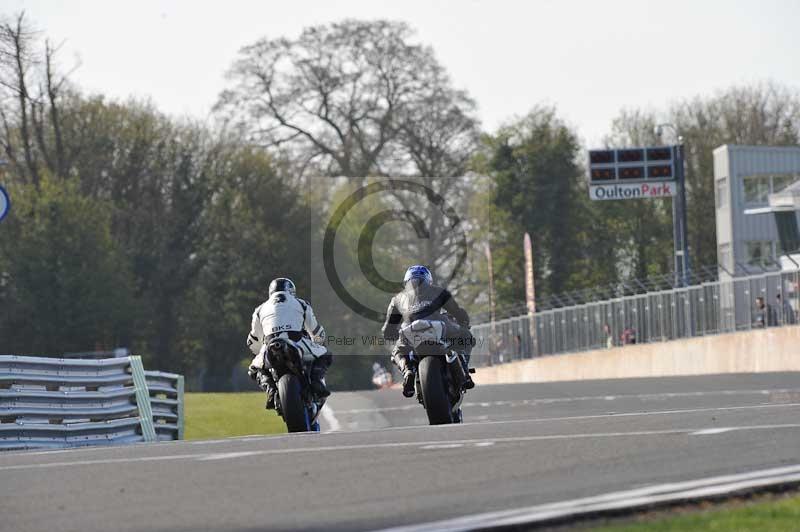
381,265,475,397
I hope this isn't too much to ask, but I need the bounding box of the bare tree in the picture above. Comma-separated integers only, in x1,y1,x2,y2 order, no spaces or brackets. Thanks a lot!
0,11,39,184
390,64,482,291
215,18,486,296
215,19,442,178
604,82,800,270
398,64,480,177
672,82,800,266
0,12,74,185
602,109,673,279
38,39,70,177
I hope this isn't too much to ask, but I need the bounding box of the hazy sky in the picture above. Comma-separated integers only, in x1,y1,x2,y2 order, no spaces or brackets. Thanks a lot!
11,0,800,146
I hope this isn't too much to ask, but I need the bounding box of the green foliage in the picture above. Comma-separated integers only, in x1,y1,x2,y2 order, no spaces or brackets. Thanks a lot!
607,83,800,270
4,13,800,392
309,179,406,391
0,175,135,354
602,109,674,279
591,494,800,531
183,146,313,390
484,107,618,306
0,95,314,390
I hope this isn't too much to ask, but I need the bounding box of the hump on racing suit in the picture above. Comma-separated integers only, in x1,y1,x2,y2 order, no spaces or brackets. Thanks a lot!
248,290,327,361
247,284,333,407
381,269,475,398
381,282,470,341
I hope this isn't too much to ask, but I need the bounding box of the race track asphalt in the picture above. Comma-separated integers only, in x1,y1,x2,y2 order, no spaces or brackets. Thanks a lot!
1,372,799,532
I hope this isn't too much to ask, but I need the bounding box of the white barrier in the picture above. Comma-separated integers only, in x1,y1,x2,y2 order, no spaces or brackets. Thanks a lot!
473,325,800,385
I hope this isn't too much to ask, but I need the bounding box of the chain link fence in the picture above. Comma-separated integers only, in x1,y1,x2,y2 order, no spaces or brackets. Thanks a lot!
471,268,800,367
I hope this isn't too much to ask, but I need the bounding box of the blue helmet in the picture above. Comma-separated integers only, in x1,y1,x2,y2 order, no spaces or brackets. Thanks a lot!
403,265,433,286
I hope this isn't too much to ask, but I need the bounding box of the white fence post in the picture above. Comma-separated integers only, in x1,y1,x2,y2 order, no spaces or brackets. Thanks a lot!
129,356,157,443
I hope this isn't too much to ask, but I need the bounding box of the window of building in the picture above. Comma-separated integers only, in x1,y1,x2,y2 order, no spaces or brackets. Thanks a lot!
775,212,800,254
745,240,774,267
742,174,800,205
716,177,728,208
743,176,770,205
773,174,797,194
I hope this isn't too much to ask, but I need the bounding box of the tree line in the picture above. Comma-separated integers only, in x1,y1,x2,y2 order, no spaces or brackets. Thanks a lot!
1,13,799,389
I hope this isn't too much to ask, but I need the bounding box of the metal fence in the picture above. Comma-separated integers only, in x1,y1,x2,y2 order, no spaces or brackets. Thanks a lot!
0,355,184,451
471,268,800,366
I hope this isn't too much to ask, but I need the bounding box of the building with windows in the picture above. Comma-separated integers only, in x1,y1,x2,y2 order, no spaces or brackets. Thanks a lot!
714,145,800,274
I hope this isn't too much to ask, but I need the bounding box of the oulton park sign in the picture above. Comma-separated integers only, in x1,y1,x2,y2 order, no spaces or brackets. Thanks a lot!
589,182,676,201
587,146,677,202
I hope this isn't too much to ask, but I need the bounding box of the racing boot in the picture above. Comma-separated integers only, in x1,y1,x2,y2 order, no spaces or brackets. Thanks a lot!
463,372,475,390
459,347,475,391
392,352,416,398
258,373,278,410
265,387,277,410
460,350,475,391
309,365,331,399
401,367,416,397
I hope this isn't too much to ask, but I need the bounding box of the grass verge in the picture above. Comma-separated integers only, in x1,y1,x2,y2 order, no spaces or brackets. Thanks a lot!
591,492,800,531
184,392,286,440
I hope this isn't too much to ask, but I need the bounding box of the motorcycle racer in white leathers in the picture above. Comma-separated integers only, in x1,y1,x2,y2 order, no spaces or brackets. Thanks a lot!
246,277,332,409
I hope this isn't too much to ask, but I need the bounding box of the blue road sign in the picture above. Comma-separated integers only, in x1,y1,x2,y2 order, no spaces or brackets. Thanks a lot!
0,186,9,223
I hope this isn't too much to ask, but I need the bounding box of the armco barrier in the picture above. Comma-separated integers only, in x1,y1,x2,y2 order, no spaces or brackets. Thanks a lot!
0,355,184,451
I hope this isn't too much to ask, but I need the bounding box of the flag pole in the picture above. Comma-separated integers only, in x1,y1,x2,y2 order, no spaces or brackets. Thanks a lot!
524,232,538,357
485,243,497,366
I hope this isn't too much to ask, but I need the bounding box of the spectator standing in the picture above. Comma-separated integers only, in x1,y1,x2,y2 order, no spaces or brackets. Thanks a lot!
603,323,614,349
755,296,778,327
620,327,636,345
776,293,797,325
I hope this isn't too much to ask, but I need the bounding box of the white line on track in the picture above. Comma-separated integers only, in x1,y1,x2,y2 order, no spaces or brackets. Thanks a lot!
7,401,794,462
457,402,800,429
376,464,800,532
318,402,800,437
420,443,464,450
7,389,797,457
332,388,800,415
3,422,800,472
196,451,262,461
690,427,737,435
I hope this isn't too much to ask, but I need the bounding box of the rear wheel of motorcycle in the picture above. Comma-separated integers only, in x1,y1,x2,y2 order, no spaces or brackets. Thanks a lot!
278,374,310,432
419,356,452,425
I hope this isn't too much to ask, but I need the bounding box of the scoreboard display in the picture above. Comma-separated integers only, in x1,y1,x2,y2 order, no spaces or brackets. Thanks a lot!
587,146,675,183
